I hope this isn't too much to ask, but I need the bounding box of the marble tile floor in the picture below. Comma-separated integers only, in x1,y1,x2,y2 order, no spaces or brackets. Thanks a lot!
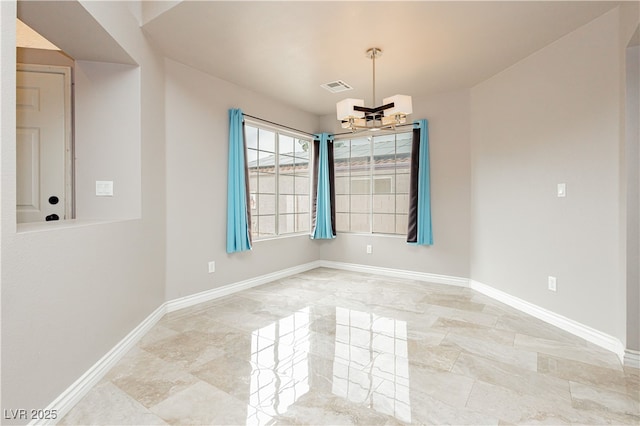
60,268,640,425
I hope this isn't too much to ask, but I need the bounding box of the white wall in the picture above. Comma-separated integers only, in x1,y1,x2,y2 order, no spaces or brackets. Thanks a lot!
470,8,626,341
317,90,471,279
1,0,166,420
164,59,321,300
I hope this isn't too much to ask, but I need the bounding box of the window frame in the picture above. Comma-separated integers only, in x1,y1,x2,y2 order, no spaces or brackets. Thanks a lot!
244,119,313,241
334,129,412,236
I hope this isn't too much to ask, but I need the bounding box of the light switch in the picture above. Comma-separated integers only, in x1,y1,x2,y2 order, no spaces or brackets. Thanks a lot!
557,183,566,198
96,181,114,197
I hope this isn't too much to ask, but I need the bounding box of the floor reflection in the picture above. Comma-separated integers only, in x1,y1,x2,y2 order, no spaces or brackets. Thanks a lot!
245,306,411,424
333,307,411,423
246,307,311,425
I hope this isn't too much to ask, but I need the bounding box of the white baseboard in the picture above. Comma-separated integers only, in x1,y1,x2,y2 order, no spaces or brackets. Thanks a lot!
624,349,640,369
318,260,470,287
30,304,167,426
469,279,626,362
37,261,322,423
165,260,322,312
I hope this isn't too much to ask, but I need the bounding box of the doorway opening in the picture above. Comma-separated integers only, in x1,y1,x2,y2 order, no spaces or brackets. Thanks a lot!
16,19,74,224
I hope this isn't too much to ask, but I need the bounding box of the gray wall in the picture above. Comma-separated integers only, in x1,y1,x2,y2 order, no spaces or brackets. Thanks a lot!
469,8,627,341
2,0,166,419
317,90,471,279
626,43,639,351
164,59,321,300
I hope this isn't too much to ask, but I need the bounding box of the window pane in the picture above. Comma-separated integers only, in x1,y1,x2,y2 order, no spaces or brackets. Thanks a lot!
351,194,370,213
334,139,350,160
258,172,275,193
279,155,296,173
246,126,258,149
396,132,412,152
257,150,276,168
294,138,308,154
259,129,276,152
351,178,370,194
395,156,411,174
248,172,258,194
373,133,395,158
396,172,411,194
279,134,294,155
294,161,309,175
335,176,349,194
335,195,349,213
373,177,392,194
279,195,295,214
279,174,294,194
259,194,275,215
258,215,276,237
373,194,394,213
336,213,349,232
296,195,310,213
350,137,371,161
246,147,259,166
296,213,310,233
395,214,408,235
279,214,295,234
295,176,309,195
350,213,370,233
396,194,409,214
373,213,395,234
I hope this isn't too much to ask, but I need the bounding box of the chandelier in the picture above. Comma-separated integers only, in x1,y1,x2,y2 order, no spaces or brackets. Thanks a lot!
336,48,413,132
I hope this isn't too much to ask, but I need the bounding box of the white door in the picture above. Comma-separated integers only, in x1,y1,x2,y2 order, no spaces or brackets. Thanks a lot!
16,65,71,223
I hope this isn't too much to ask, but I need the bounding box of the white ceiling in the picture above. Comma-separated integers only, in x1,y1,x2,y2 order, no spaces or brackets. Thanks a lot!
141,1,619,116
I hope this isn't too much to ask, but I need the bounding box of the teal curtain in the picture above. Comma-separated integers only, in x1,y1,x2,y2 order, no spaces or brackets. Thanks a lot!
407,119,433,245
226,108,252,253
311,133,336,239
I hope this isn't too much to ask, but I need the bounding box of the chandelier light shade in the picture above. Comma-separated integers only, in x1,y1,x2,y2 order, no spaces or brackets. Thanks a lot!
336,48,413,132
383,94,413,116
336,98,365,120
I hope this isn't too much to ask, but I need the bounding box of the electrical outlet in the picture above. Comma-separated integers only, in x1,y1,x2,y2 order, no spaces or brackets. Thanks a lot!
208,261,216,273
366,244,372,254
548,276,557,292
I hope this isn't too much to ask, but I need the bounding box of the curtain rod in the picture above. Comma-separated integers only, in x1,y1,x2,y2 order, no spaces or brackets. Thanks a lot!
333,122,415,136
242,113,317,138
243,113,415,138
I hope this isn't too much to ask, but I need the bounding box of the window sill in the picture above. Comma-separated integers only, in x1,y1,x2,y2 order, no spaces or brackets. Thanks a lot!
334,231,407,239
252,232,311,243
16,218,138,234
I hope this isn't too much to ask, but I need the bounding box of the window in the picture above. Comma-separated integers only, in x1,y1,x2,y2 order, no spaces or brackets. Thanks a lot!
246,123,311,239
334,132,411,235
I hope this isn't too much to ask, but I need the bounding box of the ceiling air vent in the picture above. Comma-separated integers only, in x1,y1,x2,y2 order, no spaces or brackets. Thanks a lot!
321,80,353,93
